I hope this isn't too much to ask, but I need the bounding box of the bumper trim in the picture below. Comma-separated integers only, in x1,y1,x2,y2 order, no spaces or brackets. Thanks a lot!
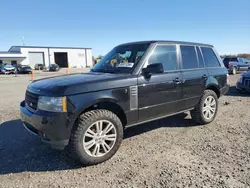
23,122,38,136
236,82,250,93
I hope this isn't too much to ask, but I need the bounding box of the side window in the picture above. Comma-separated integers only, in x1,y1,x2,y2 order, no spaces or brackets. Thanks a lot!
201,47,221,67
180,45,198,69
238,58,243,63
148,45,178,71
196,47,204,68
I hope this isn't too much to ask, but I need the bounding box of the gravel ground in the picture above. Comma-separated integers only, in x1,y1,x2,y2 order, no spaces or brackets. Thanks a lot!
0,72,249,188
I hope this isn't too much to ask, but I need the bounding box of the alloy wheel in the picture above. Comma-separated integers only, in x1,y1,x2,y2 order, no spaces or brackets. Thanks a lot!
83,120,117,157
202,96,216,120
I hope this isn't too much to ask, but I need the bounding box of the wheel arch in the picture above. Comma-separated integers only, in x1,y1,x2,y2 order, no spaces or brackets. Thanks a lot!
206,84,220,98
73,98,127,128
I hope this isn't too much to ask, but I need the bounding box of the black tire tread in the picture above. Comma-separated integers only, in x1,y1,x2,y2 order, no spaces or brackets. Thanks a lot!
191,90,218,125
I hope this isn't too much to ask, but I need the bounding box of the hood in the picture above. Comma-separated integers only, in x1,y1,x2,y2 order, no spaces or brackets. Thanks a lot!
4,67,15,70
243,70,250,77
27,72,137,96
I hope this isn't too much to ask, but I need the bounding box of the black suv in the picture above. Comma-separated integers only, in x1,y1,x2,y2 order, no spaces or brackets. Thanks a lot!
20,41,229,165
223,57,250,74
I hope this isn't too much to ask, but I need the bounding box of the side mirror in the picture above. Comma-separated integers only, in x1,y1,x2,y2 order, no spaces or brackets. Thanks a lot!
142,63,164,77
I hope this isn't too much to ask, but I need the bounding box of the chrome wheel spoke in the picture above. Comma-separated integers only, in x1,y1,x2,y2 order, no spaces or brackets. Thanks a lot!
105,134,116,141
102,142,111,153
96,121,103,133
84,139,96,150
85,129,96,138
204,110,209,118
92,144,100,156
210,107,215,113
208,110,211,118
103,123,113,134
210,101,216,107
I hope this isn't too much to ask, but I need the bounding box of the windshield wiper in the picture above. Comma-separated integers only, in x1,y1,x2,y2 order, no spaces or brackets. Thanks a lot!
91,69,115,73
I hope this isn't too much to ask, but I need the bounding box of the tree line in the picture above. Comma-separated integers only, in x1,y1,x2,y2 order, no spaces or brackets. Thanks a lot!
221,53,250,59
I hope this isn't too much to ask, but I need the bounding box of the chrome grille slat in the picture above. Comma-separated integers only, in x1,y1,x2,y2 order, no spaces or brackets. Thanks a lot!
243,78,250,87
25,91,39,110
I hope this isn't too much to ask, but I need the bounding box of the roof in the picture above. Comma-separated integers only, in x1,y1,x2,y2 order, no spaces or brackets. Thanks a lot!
8,45,92,51
0,51,21,54
118,40,213,47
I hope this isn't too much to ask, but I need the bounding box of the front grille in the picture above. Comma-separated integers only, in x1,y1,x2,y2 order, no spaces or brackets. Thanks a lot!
25,91,39,110
243,78,250,87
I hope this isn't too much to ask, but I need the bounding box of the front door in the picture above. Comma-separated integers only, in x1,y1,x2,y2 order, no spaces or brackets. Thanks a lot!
238,58,249,71
178,45,208,111
138,44,182,121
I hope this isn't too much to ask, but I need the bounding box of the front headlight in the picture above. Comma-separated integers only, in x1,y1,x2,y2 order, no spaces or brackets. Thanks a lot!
38,96,67,112
239,76,243,83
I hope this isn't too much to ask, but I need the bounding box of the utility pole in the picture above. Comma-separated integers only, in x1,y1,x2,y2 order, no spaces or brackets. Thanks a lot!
20,36,25,46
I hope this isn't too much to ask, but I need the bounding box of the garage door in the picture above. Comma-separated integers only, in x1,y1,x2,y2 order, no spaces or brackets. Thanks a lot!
28,52,44,69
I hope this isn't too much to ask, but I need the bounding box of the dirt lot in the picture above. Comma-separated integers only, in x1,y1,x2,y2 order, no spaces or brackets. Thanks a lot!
0,71,249,188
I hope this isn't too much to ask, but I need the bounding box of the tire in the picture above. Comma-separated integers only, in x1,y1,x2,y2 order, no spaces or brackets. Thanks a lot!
232,67,237,75
190,90,218,125
236,88,244,94
68,109,123,165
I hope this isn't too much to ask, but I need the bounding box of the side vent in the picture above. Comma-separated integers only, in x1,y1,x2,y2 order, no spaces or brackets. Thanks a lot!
130,86,138,110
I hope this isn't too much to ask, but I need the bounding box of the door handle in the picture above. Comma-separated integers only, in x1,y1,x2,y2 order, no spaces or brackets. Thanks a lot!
173,78,182,84
202,74,208,79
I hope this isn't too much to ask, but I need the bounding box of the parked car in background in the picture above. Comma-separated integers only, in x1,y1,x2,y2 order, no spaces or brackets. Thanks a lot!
236,67,250,93
34,64,44,70
0,64,16,74
43,64,60,72
223,57,250,75
17,65,32,74
20,40,229,165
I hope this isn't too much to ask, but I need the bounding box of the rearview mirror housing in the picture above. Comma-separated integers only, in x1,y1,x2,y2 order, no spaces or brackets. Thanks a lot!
142,63,164,77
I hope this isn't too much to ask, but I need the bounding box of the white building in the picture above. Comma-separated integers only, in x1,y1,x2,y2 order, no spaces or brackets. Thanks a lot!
0,46,92,69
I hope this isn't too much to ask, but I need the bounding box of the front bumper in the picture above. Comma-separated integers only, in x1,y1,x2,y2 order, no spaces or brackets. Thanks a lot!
3,69,15,74
236,82,250,93
20,101,72,149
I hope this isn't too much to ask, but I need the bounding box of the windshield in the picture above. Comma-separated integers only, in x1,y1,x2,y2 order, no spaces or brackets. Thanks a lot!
4,65,14,68
91,43,150,73
22,65,30,68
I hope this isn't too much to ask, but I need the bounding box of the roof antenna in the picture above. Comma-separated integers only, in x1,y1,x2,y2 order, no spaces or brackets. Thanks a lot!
20,36,25,46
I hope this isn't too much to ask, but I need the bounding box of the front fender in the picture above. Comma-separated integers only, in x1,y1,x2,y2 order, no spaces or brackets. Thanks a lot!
67,88,130,127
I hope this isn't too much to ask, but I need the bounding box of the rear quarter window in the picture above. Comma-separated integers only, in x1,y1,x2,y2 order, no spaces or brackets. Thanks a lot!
201,47,221,68
180,45,198,69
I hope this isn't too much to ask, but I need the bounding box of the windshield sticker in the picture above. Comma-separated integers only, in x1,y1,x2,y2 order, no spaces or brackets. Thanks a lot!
117,63,134,68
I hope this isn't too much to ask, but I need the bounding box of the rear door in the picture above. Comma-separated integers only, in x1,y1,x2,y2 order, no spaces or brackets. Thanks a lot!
138,44,182,121
238,58,249,71
178,45,208,111
201,47,227,89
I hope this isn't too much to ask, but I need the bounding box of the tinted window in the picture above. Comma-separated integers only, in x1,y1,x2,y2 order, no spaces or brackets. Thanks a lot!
148,45,178,71
196,47,204,68
180,46,198,69
223,57,238,63
238,58,244,63
201,47,221,67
